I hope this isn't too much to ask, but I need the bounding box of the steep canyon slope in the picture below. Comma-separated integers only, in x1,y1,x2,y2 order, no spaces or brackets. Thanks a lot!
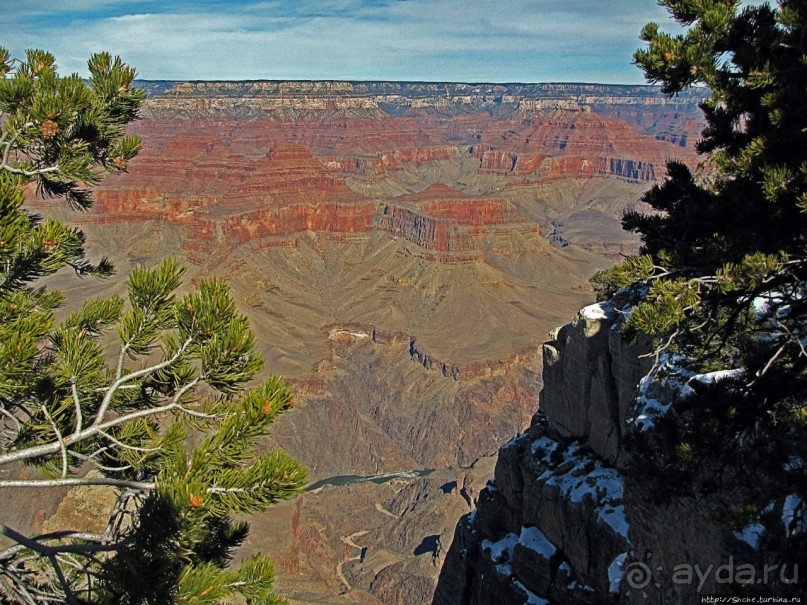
434,300,800,603
19,81,705,603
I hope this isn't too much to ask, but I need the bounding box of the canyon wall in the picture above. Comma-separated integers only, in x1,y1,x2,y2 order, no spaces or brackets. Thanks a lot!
433,303,781,604
134,80,705,188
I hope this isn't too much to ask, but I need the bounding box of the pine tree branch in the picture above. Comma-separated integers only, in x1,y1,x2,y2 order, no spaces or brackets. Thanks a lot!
115,341,129,382
1,164,61,178
93,335,194,428
207,487,249,494
0,123,29,170
0,477,155,490
114,312,148,382
0,365,202,468
1,398,179,466
40,404,68,479
70,379,82,438
0,124,68,181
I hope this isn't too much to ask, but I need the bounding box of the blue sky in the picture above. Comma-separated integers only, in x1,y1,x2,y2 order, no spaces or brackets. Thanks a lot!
2,0,677,83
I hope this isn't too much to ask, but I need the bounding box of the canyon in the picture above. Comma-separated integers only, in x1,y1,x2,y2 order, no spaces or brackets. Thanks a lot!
13,80,707,603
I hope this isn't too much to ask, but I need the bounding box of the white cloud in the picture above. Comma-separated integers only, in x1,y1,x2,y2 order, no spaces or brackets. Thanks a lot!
2,0,674,82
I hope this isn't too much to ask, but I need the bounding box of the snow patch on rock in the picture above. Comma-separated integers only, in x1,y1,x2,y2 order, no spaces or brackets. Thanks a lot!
782,494,805,537
517,526,557,559
734,522,766,550
608,552,628,594
482,533,518,576
532,438,631,541
513,580,549,605
580,302,614,321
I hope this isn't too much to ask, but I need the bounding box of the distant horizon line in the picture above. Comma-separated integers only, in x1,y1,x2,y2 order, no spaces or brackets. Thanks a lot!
136,78,661,86
134,79,712,93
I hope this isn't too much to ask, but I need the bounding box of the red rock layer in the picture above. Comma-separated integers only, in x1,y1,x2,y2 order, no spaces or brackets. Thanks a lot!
378,184,538,261
321,146,458,175
89,130,543,265
84,97,700,265
91,141,376,260
218,201,374,245
427,107,698,183
130,116,455,177
131,101,693,186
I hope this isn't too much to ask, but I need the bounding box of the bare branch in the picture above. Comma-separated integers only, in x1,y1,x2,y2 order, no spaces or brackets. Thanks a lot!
0,405,22,434
70,379,82,437
46,553,78,605
0,477,154,490
175,402,220,420
41,404,68,479
0,407,22,443
0,566,40,605
67,450,132,473
0,524,125,560
639,328,681,370
97,429,161,453
93,336,194,428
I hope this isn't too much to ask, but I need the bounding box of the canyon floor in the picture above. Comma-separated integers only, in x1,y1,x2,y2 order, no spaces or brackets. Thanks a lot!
7,81,705,604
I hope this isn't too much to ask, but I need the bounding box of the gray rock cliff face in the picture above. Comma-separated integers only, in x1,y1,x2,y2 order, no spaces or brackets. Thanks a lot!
539,303,650,465
433,304,757,604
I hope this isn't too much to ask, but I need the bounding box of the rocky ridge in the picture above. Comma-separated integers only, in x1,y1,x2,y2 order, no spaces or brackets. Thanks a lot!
434,302,781,604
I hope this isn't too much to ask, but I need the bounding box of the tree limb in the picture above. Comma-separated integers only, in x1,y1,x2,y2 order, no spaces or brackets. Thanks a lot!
0,342,197,468
41,404,68,479
70,379,83,438
0,477,155,490
0,524,123,559
93,335,193,428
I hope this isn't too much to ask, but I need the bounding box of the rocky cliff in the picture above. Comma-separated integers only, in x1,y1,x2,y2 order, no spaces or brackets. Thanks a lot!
434,302,778,604
377,184,538,262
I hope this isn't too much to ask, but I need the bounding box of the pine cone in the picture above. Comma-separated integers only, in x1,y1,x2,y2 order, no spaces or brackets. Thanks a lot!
40,120,58,139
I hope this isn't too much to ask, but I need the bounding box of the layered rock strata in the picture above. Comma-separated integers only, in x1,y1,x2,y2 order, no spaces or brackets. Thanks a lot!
135,80,704,188
378,184,538,263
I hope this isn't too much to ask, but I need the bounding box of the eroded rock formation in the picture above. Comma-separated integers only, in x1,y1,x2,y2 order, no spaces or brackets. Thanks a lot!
377,184,538,262
434,303,777,604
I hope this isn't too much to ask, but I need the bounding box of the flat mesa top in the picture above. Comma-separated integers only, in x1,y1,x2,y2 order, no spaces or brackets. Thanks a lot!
135,79,709,102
